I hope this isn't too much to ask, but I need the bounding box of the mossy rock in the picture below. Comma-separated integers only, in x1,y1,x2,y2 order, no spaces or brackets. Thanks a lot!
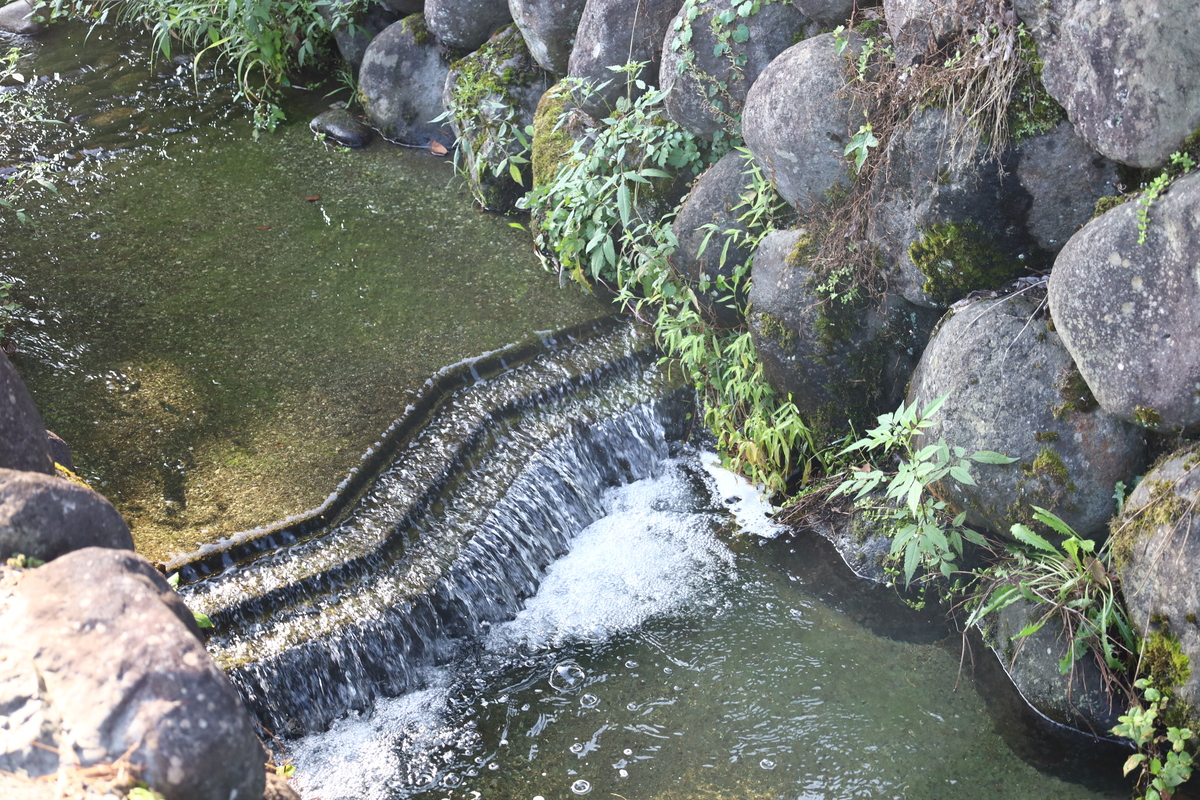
906,291,1146,539
443,25,552,212
360,16,456,147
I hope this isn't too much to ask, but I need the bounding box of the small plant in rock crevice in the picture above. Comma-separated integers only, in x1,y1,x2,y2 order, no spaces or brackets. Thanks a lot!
1114,678,1195,800
1137,150,1196,244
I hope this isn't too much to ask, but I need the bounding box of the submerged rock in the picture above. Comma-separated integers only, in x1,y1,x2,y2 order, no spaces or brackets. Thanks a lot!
0,0,39,35
359,15,457,147
0,353,53,476
906,292,1146,539
567,0,685,118
659,0,810,140
1048,170,1200,434
1112,444,1200,713
442,24,552,211
748,228,937,434
741,32,860,213
0,548,265,800
0,468,134,563
310,108,375,148
1014,0,1200,168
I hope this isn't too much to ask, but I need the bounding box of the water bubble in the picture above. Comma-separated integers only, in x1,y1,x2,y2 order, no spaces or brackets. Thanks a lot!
488,763,500,771
570,779,592,795
580,693,599,708
624,660,638,668
570,743,585,754
623,749,633,756
626,702,639,711
619,769,629,778
550,661,586,693
662,667,672,674
759,759,776,770
442,773,462,787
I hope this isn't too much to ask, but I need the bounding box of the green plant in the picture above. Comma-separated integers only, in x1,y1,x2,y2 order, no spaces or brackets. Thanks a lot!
966,506,1135,675
1114,678,1195,800
167,572,215,628
831,394,1016,586
0,47,60,221
844,115,879,173
1138,151,1196,244
36,0,354,131
128,786,166,800
5,553,45,568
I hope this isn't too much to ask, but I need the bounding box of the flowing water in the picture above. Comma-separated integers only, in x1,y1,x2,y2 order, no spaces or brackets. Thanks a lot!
4,22,1131,800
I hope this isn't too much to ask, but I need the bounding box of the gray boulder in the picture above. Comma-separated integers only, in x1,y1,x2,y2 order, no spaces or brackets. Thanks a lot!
741,32,860,213
442,24,552,211
425,0,511,50
0,0,39,35
883,0,989,67
987,598,1122,734
907,292,1146,539
310,108,375,148
1047,170,1200,434
748,228,938,434
871,106,1045,308
1013,121,1120,252
0,468,134,563
669,149,759,327
509,0,588,74
317,0,401,68
660,0,810,139
1112,444,1200,710
792,0,860,26
1013,0,1200,169
1,353,53,476
360,16,457,147
567,0,685,118
0,548,265,800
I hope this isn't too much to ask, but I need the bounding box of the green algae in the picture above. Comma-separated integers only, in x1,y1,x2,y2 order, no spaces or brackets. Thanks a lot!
908,220,1024,306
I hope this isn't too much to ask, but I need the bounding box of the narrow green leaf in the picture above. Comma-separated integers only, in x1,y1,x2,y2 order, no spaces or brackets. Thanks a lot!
969,450,1018,464
1009,523,1059,554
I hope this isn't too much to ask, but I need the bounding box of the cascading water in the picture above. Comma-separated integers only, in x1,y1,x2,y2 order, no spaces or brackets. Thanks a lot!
178,318,1127,800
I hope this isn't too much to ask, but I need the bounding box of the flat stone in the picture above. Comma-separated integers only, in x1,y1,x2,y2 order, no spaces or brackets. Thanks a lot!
310,108,375,148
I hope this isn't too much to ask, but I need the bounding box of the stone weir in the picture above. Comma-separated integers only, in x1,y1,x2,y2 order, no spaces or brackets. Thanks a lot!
175,317,693,736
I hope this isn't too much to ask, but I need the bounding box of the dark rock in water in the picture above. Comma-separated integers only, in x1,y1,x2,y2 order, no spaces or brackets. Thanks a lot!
0,0,40,35
741,32,861,213
44,430,71,471
986,598,1123,735
871,106,1046,308
0,548,266,800
907,292,1146,539
747,228,938,434
425,0,511,50
883,0,986,67
359,15,456,147
1014,0,1200,168
0,353,53,476
660,0,810,139
0,468,134,562
1113,443,1200,713
669,149,758,328
509,0,588,74
1048,170,1200,434
310,108,375,148
1013,121,1120,253
567,0,685,118
318,0,401,68
442,24,551,211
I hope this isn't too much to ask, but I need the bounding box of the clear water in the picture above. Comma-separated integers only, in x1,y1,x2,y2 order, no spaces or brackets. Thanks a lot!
285,454,1125,800
0,24,605,559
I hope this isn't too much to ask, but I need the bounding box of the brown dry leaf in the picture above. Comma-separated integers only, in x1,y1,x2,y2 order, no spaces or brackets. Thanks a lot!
305,195,320,202
429,140,448,156
255,226,272,230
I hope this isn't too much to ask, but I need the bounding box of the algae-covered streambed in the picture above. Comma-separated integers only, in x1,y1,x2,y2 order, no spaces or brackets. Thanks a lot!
1,24,605,560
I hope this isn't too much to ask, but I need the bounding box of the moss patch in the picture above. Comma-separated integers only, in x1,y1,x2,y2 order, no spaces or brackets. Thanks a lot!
1111,478,1195,569
1143,628,1192,695
401,14,435,48
1134,405,1163,428
1052,362,1097,418
908,221,1024,306
531,83,575,190
755,310,797,350
1034,430,1059,442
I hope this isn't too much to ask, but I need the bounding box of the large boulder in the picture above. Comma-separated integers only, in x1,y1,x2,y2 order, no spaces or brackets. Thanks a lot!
1,353,53,476
791,0,860,26
509,0,588,74
317,0,401,68
0,0,39,35
442,24,552,211
1112,444,1200,711
741,32,860,213
1048,170,1200,434
566,0,685,118
659,0,810,139
907,291,1146,539
1013,0,1200,169
425,0,511,51
871,106,1047,308
0,548,265,800
0,468,134,563
1013,121,1120,253
359,16,457,147
883,0,989,67
748,228,938,434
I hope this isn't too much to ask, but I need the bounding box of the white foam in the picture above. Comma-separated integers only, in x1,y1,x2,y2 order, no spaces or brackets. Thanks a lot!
698,450,783,539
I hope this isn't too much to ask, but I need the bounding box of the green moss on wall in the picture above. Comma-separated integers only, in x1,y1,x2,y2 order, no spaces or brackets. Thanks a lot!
908,221,1023,306
531,83,575,190
1052,362,1097,418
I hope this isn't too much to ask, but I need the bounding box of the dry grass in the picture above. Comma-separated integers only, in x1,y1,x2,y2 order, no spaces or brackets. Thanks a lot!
0,748,142,800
